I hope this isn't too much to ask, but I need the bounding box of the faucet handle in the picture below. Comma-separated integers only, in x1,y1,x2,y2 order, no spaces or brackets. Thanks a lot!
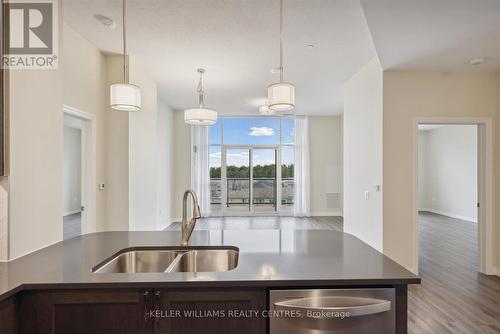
193,204,202,219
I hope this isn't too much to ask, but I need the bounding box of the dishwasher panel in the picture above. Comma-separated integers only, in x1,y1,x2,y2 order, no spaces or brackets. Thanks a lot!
269,288,395,334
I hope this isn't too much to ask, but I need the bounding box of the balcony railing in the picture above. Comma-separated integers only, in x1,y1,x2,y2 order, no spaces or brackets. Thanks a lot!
210,178,294,206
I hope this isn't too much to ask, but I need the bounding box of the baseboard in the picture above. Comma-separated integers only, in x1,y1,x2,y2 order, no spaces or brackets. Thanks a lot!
63,210,81,217
310,211,343,217
419,208,477,223
490,267,500,277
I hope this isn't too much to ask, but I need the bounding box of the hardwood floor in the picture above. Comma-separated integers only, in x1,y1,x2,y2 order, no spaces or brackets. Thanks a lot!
63,213,81,240
165,216,343,231
409,212,500,334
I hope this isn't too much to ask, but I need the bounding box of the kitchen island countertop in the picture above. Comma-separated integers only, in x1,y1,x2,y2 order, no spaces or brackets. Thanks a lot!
0,229,420,302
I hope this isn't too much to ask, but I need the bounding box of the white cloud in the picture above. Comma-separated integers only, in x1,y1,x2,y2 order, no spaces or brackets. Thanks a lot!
249,126,275,137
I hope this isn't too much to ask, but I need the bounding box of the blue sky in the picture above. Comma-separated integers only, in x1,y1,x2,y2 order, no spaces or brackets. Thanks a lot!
209,118,294,167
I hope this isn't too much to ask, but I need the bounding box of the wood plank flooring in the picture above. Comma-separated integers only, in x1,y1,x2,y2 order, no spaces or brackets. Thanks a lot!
409,212,500,334
63,213,81,240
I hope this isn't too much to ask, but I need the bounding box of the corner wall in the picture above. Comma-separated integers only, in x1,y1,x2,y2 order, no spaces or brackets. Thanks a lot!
309,116,343,216
418,126,478,222
343,57,384,252
383,72,497,271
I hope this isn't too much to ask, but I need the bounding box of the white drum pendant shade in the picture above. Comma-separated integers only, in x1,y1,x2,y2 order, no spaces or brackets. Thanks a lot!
184,108,217,125
268,83,295,112
259,104,276,115
110,83,142,112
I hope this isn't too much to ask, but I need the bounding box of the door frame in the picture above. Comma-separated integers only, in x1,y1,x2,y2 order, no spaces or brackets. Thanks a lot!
221,145,281,216
63,105,97,235
412,117,494,275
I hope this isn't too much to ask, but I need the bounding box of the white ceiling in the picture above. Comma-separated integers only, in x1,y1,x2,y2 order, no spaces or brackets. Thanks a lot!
64,0,500,116
63,0,377,115
360,0,500,71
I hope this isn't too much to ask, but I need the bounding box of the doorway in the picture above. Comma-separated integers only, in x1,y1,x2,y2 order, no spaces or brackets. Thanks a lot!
63,114,83,239
413,119,493,275
63,106,96,238
222,146,278,215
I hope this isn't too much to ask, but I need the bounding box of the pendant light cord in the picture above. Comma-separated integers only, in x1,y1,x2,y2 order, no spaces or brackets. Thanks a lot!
279,0,284,83
123,0,128,83
197,69,205,108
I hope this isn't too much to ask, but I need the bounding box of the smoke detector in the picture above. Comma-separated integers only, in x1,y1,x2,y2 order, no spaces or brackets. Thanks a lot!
93,14,116,29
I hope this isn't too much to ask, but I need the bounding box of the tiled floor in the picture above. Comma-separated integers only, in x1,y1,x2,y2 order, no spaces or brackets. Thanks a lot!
63,213,81,240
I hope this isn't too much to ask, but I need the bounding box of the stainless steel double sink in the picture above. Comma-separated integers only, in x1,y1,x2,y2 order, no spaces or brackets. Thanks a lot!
92,246,239,274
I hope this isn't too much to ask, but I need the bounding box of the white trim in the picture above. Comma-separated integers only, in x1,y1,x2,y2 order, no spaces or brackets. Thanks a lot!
310,211,343,217
63,209,81,217
413,118,494,275
63,105,97,235
419,209,477,223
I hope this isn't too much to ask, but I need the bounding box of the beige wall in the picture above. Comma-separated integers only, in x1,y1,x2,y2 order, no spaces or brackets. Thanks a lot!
157,99,174,228
496,72,500,270
128,57,159,231
343,57,384,252
309,116,343,216
8,52,64,260
172,110,191,219
383,72,497,272
63,23,107,230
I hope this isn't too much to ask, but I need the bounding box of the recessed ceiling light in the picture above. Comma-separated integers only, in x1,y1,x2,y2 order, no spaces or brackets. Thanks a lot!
93,14,116,29
305,44,315,50
469,57,485,66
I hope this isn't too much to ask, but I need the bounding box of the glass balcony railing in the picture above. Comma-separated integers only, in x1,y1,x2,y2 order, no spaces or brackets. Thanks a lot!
210,178,294,206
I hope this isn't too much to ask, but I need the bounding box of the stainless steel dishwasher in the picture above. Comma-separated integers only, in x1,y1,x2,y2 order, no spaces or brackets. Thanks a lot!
269,288,395,334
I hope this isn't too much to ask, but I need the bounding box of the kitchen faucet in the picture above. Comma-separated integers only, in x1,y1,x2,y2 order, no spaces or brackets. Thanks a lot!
180,189,202,246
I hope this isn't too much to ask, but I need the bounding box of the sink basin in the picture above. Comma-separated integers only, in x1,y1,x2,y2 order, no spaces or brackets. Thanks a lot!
92,246,239,274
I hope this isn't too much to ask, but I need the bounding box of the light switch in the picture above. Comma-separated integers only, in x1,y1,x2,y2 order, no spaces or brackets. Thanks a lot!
98,183,105,191
364,190,370,200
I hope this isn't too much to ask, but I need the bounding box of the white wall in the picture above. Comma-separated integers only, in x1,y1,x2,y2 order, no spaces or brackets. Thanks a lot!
157,99,174,229
63,22,107,231
418,126,477,222
343,57,384,252
383,72,497,272
128,57,159,231
172,110,192,219
309,116,343,216
63,124,82,215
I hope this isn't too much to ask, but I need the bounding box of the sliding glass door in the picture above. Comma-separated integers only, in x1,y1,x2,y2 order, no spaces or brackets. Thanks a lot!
252,148,277,213
221,147,278,215
209,117,295,216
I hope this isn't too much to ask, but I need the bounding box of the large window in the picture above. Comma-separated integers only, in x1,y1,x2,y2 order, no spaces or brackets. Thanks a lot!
209,117,294,215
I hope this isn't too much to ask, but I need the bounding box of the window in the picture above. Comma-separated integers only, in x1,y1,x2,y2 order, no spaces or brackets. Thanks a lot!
209,117,294,215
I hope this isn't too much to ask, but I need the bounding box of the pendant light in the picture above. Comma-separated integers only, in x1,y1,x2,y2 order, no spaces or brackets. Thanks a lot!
259,103,276,115
184,68,218,125
267,0,295,112
110,0,142,112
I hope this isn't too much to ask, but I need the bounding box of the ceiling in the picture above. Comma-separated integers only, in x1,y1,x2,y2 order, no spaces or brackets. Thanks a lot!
63,0,377,115
64,0,500,116
360,0,500,71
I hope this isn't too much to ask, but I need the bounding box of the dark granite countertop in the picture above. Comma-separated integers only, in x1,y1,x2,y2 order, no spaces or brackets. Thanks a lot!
0,230,420,302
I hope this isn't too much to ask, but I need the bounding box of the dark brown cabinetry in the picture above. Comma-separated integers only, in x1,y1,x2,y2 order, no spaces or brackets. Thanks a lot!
14,288,266,334
154,289,266,334
17,289,152,334
0,295,17,334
